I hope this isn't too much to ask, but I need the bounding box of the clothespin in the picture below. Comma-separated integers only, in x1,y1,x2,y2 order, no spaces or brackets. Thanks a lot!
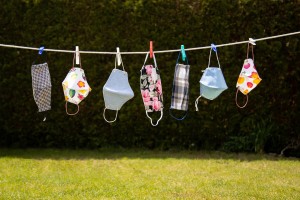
181,45,186,62
249,38,256,45
211,43,217,52
38,46,44,55
75,46,80,65
150,41,153,58
116,47,122,66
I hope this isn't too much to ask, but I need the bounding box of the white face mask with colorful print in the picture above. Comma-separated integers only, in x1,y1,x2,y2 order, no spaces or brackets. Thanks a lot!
236,43,262,108
62,53,91,115
140,52,163,126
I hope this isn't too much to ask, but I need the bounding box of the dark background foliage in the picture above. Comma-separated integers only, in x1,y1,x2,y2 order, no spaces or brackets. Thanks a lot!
0,0,299,155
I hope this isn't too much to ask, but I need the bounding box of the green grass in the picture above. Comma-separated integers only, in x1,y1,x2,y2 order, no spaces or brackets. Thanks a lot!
0,149,299,200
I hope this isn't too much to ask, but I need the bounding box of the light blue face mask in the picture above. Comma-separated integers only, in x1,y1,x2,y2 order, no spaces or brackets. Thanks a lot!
195,46,228,111
103,53,134,123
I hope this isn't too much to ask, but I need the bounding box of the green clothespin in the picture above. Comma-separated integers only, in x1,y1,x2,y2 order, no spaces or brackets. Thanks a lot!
181,45,186,62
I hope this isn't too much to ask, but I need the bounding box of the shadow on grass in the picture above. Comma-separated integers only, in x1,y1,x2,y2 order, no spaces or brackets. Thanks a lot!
0,148,298,161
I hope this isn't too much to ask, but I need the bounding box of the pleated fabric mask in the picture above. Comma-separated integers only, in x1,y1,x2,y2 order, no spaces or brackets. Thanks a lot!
236,43,262,108
140,52,163,126
102,52,134,123
169,51,190,120
62,53,91,115
31,57,52,113
195,45,228,111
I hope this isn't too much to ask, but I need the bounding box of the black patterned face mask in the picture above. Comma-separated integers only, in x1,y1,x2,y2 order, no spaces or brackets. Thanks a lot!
31,63,52,112
31,48,51,114
31,62,52,112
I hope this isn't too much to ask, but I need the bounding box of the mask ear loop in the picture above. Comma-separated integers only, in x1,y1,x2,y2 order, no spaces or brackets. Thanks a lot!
115,52,125,71
103,108,118,123
235,88,248,108
169,51,189,120
65,102,80,115
146,110,163,126
195,95,202,111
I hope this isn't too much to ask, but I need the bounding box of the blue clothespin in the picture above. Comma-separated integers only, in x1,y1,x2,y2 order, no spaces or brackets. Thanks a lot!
211,43,217,52
181,45,186,62
38,46,44,55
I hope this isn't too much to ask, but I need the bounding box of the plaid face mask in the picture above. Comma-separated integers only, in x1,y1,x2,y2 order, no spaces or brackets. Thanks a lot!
170,51,190,120
32,62,52,113
236,43,262,108
195,47,228,111
140,52,163,126
62,53,91,115
103,54,134,123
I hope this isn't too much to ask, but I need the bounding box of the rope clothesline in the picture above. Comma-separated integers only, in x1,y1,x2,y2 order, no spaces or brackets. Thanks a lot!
0,31,299,55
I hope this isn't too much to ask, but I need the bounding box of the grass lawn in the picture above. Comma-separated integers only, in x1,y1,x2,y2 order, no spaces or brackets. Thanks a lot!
0,149,299,200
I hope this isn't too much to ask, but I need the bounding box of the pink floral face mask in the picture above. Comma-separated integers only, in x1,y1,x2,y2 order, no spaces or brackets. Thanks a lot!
140,53,163,126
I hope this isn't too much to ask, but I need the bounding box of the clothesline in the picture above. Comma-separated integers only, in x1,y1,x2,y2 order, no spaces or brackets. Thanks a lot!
0,31,299,55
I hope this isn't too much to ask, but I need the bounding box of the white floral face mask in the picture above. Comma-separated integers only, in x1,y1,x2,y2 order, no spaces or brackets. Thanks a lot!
140,53,163,126
236,43,262,108
62,53,91,115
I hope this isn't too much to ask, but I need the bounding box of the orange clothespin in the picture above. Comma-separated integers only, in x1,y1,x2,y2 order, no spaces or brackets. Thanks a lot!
150,41,153,58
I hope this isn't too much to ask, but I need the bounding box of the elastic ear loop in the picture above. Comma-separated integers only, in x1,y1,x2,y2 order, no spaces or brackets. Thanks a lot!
103,108,118,123
65,102,80,115
170,52,189,120
208,47,221,68
146,109,163,126
235,88,248,108
195,95,201,111
169,109,188,120
247,43,255,61
115,54,125,71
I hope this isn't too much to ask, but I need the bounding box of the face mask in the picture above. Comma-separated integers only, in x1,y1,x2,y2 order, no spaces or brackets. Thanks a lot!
140,53,163,126
195,47,228,111
236,43,262,108
31,62,52,112
62,53,91,115
170,51,190,120
103,53,134,123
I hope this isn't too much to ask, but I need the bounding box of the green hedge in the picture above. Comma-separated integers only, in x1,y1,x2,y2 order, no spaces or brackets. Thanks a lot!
0,0,299,155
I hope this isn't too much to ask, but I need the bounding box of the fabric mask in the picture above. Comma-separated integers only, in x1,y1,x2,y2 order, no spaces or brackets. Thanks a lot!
170,51,190,120
140,52,163,126
195,47,228,111
31,61,52,113
62,53,91,115
102,54,134,123
236,43,262,108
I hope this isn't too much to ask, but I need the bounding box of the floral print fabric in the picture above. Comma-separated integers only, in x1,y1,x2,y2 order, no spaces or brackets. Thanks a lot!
236,59,261,95
140,64,163,112
62,67,91,105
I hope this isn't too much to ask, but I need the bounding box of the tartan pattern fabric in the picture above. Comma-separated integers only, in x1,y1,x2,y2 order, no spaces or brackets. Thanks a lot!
31,62,52,112
171,63,190,111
